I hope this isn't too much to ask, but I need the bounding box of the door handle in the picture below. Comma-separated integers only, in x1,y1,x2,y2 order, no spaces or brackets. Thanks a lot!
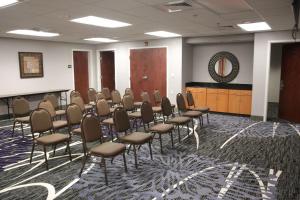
142,75,148,80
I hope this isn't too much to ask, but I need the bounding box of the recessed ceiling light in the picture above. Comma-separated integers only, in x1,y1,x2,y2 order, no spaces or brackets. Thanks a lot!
84,38,119,43
7,29,59,37
71,16,131,28
237,22,271,32
0,0,18,8
145,31,181,38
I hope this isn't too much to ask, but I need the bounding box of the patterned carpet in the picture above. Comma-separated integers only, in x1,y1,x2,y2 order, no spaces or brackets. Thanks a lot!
0,114,299,200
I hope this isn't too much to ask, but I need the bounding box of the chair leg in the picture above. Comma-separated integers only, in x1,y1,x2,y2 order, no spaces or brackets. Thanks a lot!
207,113,209,124
148,140,153,160
30,142,35,163
127,144,132,154
133,145,138,169
108,125,113,141
122,152,128,173
191,119,194,134
53,144,57,156
170,131,174,148
111,157,114,164
79,155,88,177
67,141,72,161
102,158,108,186
177,125,181,142
12,121,16,137
43,146,48,170
159,134,163,154
21,122,24,137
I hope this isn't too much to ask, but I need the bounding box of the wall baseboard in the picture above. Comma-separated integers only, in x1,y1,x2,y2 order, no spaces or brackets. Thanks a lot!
250,115,263,121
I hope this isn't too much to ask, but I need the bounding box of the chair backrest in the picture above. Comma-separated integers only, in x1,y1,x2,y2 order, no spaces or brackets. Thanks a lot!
70,90,81,98
102,88,111,100
81,113,102,143
88,88,97,103
113,107,131,132
30,108,53,134
186,91,195,107
153,90,162,105
125,88,134,99
96,99,111,117
176,93,187,112
122,95,135,111
12,97,30,117
111,90,121,104
141,101,154,124
38,100,56,118
96,92,106,101
161,97,173,117
66,103,82,126
71,95,85,112
44,94,59,109
141,91,151,103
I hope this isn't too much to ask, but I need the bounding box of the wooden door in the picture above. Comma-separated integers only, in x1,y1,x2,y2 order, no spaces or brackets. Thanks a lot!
206,89,218,111
130,48,166,102
100,51,115,92
217,89,229,112
279,43,300,123
73,51,89,103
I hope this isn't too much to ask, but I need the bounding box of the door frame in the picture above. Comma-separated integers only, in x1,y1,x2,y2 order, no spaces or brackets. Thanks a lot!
264,39,300,121
128,46,168,98
96,49,116,91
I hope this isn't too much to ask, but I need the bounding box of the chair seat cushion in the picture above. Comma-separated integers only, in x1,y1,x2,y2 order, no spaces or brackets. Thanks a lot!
120,132,152,144
90,142,125,157
167,116,190,124
15,116,30,123
55,110,65,116
150,123,173,133
102,118,114,125
152,106,162,113
128,111,141,118
191,107,209,112
183,110,202,117
73,127,81,134
36,133,69,145
53,120,68,129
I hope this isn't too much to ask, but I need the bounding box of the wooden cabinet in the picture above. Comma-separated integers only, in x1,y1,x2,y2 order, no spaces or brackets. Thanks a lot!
186,87,252,115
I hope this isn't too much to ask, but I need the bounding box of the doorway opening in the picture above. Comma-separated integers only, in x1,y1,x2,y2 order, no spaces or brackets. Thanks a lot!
100,51,115,92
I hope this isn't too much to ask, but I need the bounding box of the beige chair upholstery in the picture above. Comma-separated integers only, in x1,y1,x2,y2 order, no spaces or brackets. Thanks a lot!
141,91,161,113
102,88,111,100
78,113,127,185
141,101,174,153
12,97,30,137
96,92,106,101
38,100,67,131
71,94,93,113
113,107,152,169
44,94,65,117
66,104,83,136
125,88,142,107
111,90,122,106
70,90,80,99
96,99,115,140
186,90,210,124
29,108,71,170
161,97,191,142
122,95,142,131
88,88,97,105
153,90,175,109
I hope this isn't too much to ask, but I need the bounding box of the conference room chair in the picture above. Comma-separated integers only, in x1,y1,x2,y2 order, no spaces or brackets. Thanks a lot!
125,88,142,108
141,101,174,153
96,99,115,140
87,88,97,106
153,90,176,112
66,103,83,136
29,108,72,170
95,92,106,101
111,90,122,106
12,97,31,137
70,94,93,113
70,90,80,99
102,87,112,101
122,95,142,131
141,91,162,114
44,93,65,117
176,93,203,132
161,97,191,143
38,100,68,131
113,107,153,169
78,113,127,185
186,90,210,124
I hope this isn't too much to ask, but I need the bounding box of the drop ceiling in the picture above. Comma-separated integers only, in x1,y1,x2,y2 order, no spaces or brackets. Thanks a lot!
0,0,294,43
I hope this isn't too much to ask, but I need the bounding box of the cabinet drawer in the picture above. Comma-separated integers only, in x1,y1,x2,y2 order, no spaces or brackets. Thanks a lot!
229,89,241,95
207,88,218,94
217,89,229,94
239,90,252,96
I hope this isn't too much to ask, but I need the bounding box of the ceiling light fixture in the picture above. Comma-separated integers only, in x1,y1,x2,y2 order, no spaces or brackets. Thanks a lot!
237,22,271,32
84,37,119,43
168,8,183,13
71,16,131,28
0,0,19,8
145,31,181,38
7,29,59,37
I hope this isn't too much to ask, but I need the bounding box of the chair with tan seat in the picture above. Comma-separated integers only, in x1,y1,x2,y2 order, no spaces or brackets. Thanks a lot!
66,103,83,137
102,87,112,101
186,90,210,124
113,107,153,169
96,92,106,101
96,99,115,140
153,90,176,111
88,88,97,106
70,90,80,99
141,101,174,153
176,93,203,131
44,93,65,117
78,113,127,185
12,97,31,137
141,91,162,114
70,94,93,113
125,88,142,108
38,100,68,131
111,90,122,106
161,97,191,142
29,108,72,170
122,95,142,131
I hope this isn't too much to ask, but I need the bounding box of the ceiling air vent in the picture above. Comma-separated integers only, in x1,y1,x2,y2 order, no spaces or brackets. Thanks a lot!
156,0,203,13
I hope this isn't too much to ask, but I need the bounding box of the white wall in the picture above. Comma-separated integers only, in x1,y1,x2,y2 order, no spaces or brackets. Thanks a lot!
0,38,96,115
96,38,183,103
268,44,282,103
192,42,254,84
182,39,193,89
252,30,299,119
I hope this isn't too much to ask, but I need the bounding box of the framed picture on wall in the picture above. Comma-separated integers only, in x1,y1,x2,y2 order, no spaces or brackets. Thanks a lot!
18,52,44,78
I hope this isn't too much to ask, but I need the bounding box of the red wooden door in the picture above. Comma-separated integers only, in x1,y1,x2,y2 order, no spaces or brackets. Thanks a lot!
130,48,166,103
279,43,300,123
73,51,89,103
100,51,115,91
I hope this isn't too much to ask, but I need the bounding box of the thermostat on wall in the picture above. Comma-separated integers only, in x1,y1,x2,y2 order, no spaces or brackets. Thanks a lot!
68,65,72,68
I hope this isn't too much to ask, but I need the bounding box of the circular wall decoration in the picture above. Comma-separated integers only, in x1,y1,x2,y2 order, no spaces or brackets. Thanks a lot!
208,51,239,83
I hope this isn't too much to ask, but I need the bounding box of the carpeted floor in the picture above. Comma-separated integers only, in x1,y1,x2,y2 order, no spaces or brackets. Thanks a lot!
0,114,299,200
